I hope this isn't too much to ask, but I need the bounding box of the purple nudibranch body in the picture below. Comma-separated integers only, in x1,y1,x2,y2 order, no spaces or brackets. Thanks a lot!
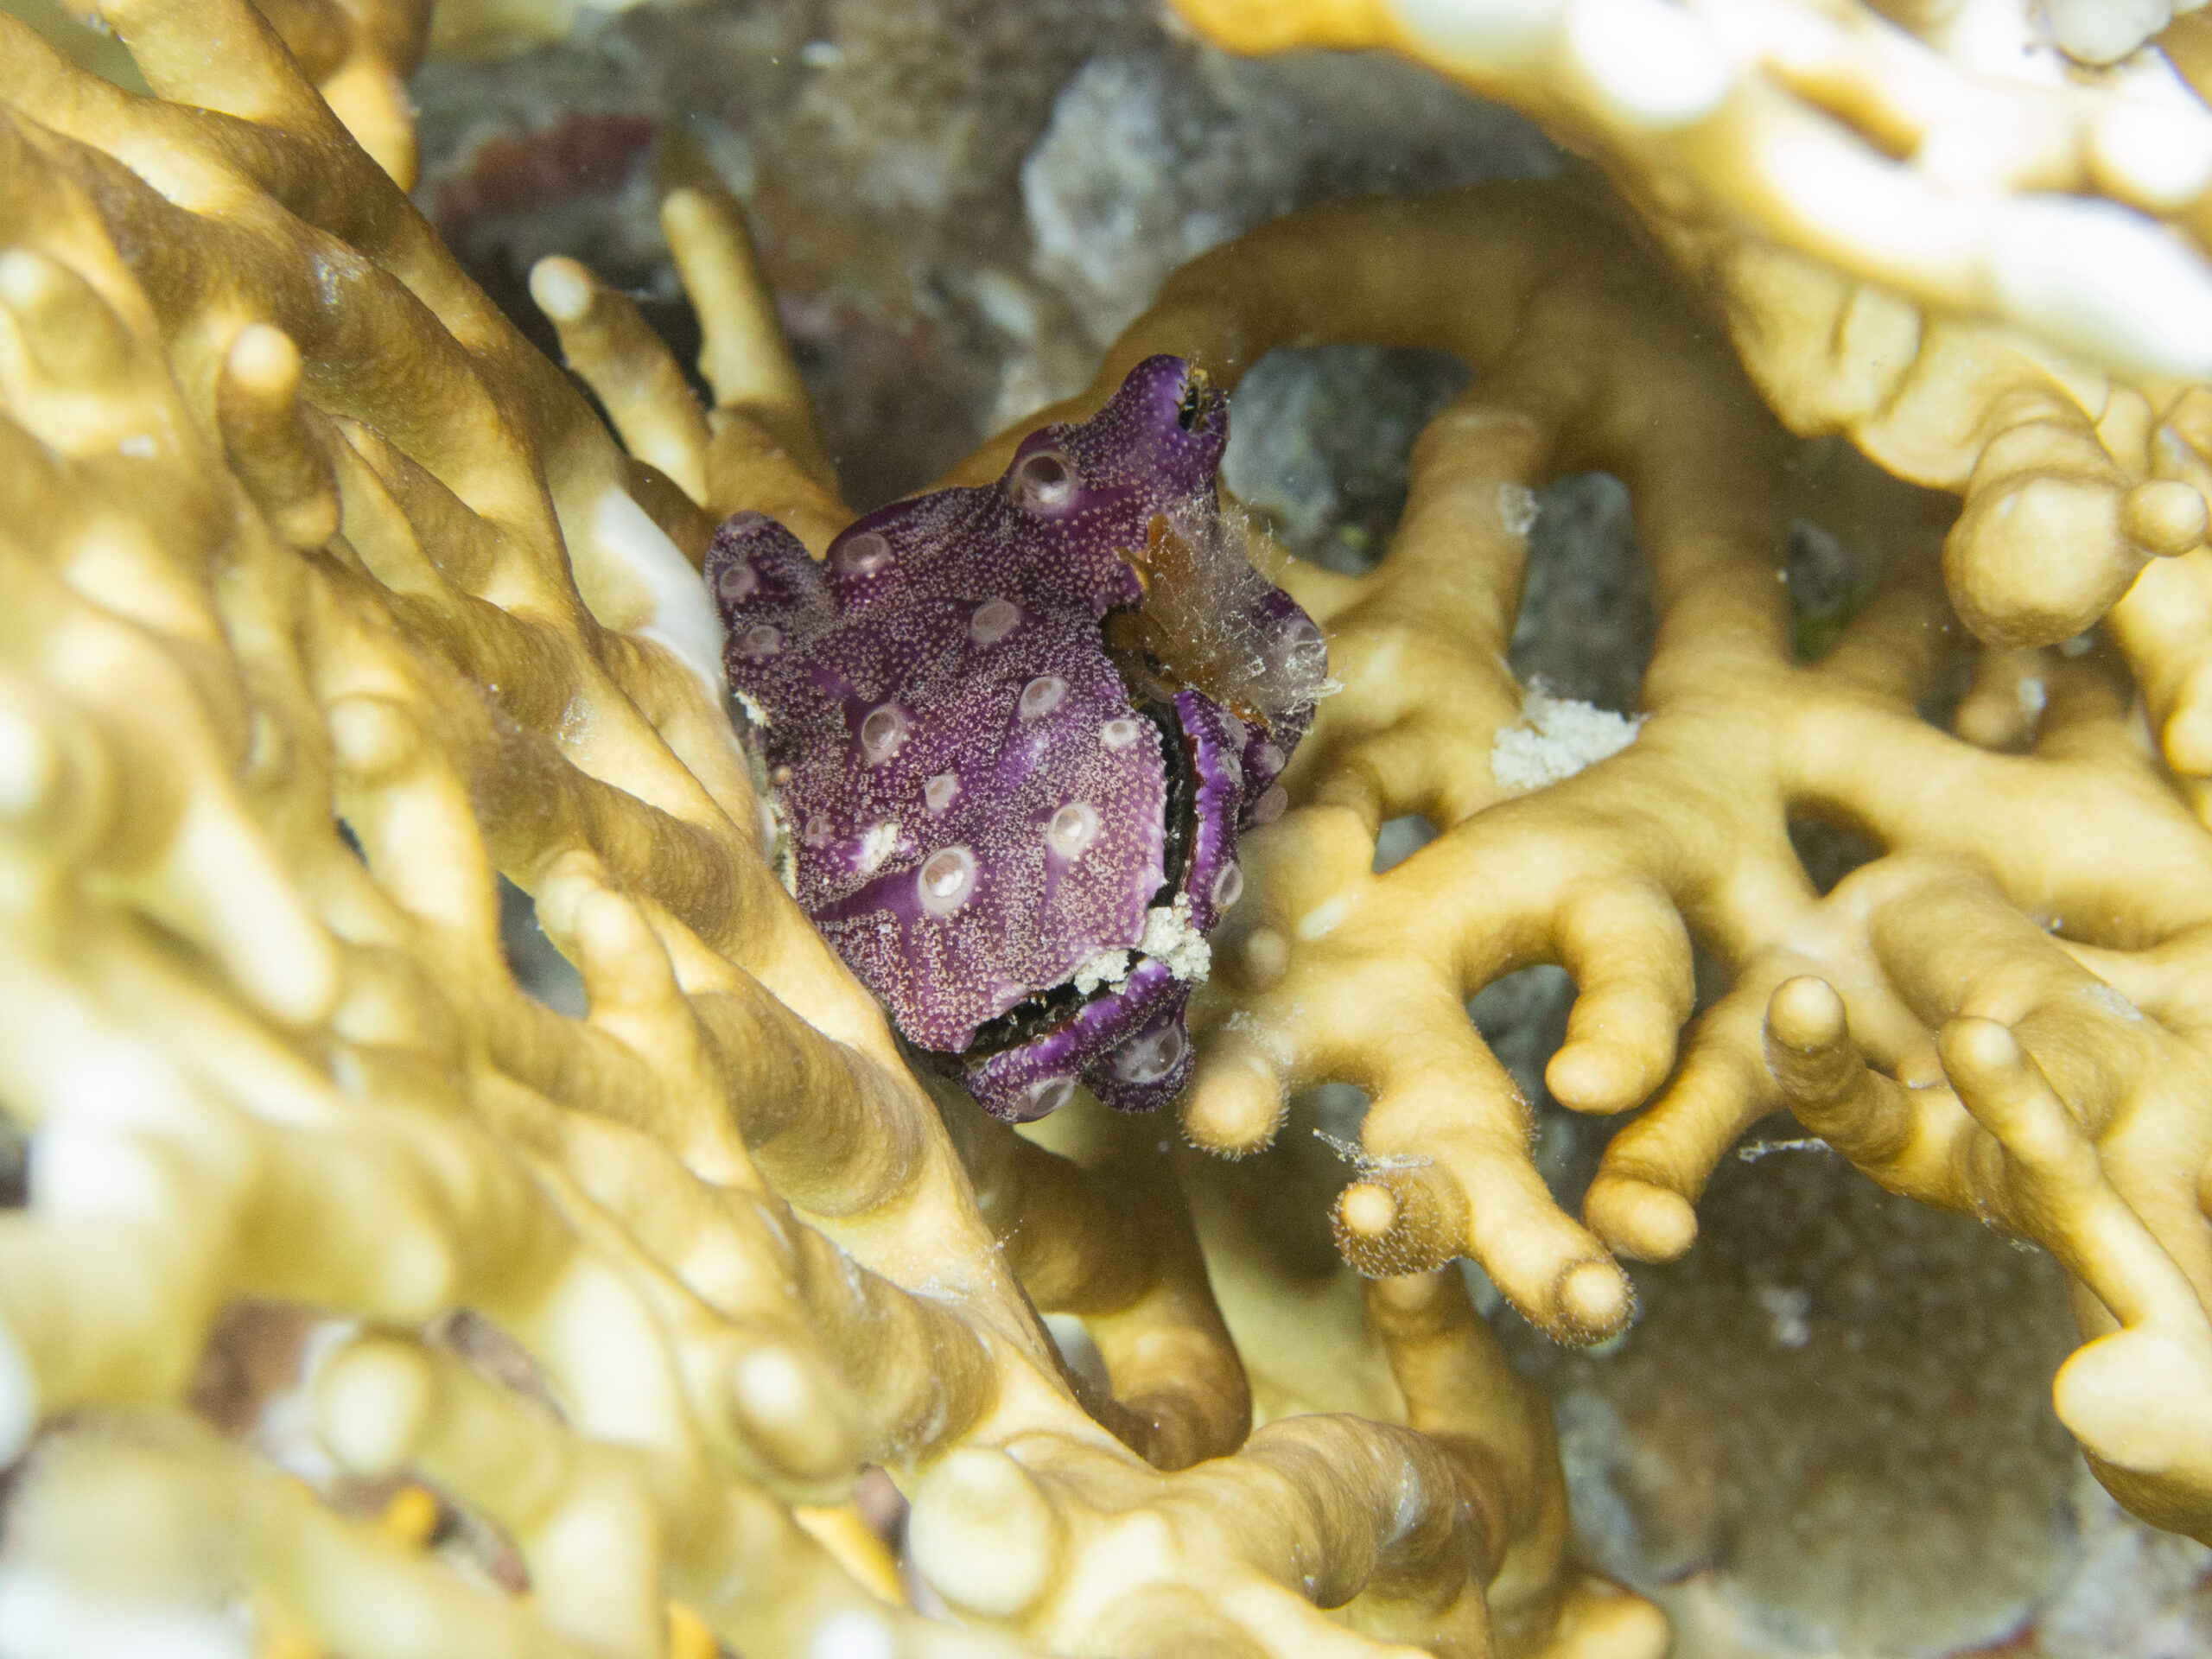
708,355,1328,1121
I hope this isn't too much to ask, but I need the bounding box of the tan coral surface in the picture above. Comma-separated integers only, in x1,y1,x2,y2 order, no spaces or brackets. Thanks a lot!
972,183,2212,1553
0,4,1672,1656
1171,0,2212,827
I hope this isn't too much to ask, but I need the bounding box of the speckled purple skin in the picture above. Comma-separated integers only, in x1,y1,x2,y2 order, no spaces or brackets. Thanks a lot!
708,355,1321,1121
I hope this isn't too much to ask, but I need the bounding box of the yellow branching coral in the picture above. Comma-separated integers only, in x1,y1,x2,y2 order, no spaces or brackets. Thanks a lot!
0,3,1668,1655
3,0,434,185
1169,0,2212,818
983,181,2212,1547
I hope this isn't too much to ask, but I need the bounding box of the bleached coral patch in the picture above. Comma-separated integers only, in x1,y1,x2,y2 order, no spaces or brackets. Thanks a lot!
1496,481,1538,537
1491,686,1643,793
591,486,727,697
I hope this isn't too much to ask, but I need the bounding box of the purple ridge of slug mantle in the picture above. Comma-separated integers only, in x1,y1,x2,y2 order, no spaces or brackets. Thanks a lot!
707,353,1329,1121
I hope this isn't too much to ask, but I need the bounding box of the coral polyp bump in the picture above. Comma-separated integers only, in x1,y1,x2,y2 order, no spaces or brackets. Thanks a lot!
711,355,1327,1119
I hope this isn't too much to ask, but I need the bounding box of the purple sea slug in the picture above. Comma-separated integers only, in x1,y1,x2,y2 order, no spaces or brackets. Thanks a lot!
707,355,1329,1121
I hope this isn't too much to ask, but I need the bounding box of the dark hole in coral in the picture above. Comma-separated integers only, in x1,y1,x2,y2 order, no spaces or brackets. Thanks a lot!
1786,515,1886,663
1471,963,1573,1106
498,877,588,1018
334,818,366,861
1788,818,1881,897
440,1308,565,1416
1373,814,1437,873
0,1115,25,1209
1468,963,1597,1206
1267,1082,1375,1274
188,1301,321,1438
1221,345,1471,575
1916,639,1980,735
1513,472,1654,717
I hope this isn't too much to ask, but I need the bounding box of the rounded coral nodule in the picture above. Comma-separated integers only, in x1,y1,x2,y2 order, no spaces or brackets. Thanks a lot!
710,355,1328,1120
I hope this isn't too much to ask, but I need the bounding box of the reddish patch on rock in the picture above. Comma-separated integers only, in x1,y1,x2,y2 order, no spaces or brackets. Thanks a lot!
433,111,660,240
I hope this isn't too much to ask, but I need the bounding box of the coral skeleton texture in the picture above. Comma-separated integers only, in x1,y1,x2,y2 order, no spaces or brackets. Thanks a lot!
0,0,2209,1656
1178,0,2212,816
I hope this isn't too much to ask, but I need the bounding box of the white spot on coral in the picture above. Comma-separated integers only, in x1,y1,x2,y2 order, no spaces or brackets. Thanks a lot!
1496,481,1539,537
1754,1284,1812,1350
2086,982,2144,1022
806,1607,896,1659
1565,0,1732,132
1140,896,1211,982
1987,194,2212,382
737,624,782,660
1240,926,1289,986
925,772,959,814
918,847,977,915
2091,94,2212,204
1249,784,1288,824
1491,687,1642,793
117,434,156,459
0,1571,249,1659
803,812,835,848
1020,675,1068,719
1101,716,1142,749
1296,894,1350,941
594,487,727,695
0,701,54,819
2017,676,2048,719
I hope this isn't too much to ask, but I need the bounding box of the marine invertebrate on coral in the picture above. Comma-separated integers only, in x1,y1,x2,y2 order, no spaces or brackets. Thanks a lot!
0,3,1664,1655
1169,0,2212,818
714,355,1325,1122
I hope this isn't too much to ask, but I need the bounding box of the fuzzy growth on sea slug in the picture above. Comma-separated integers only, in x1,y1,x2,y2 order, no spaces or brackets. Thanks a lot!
710,355,1328,1119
